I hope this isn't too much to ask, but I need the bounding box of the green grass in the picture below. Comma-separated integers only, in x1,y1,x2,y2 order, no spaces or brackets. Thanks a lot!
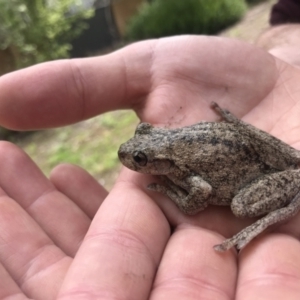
13,110,139,189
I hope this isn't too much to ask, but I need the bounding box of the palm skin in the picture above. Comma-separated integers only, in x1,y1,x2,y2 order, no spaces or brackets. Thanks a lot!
0,36,300,299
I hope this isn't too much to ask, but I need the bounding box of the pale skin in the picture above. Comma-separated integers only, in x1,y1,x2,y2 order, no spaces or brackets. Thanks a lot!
256,24,300,67
1,36,300,299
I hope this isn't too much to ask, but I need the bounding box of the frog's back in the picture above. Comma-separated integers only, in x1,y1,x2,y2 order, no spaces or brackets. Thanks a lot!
169,122,278,201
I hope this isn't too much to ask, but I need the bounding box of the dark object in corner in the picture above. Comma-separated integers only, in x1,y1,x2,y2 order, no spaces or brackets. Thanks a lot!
271,0,300,25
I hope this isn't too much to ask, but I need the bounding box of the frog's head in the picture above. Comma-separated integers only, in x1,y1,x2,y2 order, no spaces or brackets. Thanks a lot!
118,122,173,175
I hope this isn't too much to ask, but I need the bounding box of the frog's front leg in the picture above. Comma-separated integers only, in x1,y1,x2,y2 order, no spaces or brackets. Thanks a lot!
148,175,213,215
214,170,300,252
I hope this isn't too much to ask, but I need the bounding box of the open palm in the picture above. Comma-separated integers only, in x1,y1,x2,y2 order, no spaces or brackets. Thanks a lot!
0,35,300,299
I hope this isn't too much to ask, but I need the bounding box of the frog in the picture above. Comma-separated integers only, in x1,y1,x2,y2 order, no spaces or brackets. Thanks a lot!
118,102,300,252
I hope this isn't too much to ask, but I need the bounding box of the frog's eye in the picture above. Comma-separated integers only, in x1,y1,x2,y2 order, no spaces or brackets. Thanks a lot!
133,151,147,166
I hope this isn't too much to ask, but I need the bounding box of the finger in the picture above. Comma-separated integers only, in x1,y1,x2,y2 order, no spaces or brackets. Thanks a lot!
0,188,71,300
50,163,107,218
0,142,90,256
236,234,300,299
150,225,237,300
0,262,24,299
57,171,170,300
0,37,279,130
0,42,152,130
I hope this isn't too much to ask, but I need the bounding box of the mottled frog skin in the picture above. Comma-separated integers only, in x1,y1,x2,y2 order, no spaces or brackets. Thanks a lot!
118,103,300,252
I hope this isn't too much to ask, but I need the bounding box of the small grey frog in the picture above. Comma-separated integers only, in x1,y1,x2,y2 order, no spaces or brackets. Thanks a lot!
118,102,300,252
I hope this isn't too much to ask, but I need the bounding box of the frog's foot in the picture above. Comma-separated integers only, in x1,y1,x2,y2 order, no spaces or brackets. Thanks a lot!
213,221,266,252
148,182,175,196
147,182,206,215
147,182,187,202
214,190,300,252
148,182,190,213
148,178,187,199
210,102,240,124
213,228,254,252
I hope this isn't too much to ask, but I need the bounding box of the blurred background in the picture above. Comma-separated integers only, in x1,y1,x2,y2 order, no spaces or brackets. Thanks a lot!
0,0,275,189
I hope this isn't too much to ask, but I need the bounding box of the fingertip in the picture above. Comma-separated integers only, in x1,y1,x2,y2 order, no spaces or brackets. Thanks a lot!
237,234,300,299
0,141,37,174
0,60,85,130
151,226,237,299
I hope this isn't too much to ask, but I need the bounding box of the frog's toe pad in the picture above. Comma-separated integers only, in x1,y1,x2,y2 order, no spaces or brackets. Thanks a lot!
214,236,248,252
213,244,228,252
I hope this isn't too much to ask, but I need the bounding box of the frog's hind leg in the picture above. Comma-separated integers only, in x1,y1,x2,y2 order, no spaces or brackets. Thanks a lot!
214,190,300,252
214,170,300,252
148,175,188,199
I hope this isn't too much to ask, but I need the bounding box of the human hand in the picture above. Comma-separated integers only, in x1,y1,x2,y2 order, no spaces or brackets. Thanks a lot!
256,23,300,67
1,35,300,299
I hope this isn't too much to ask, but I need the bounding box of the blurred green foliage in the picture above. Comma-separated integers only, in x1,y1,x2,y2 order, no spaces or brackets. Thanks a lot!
246,0,268,5
125,0,248,40
0,0,93,68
